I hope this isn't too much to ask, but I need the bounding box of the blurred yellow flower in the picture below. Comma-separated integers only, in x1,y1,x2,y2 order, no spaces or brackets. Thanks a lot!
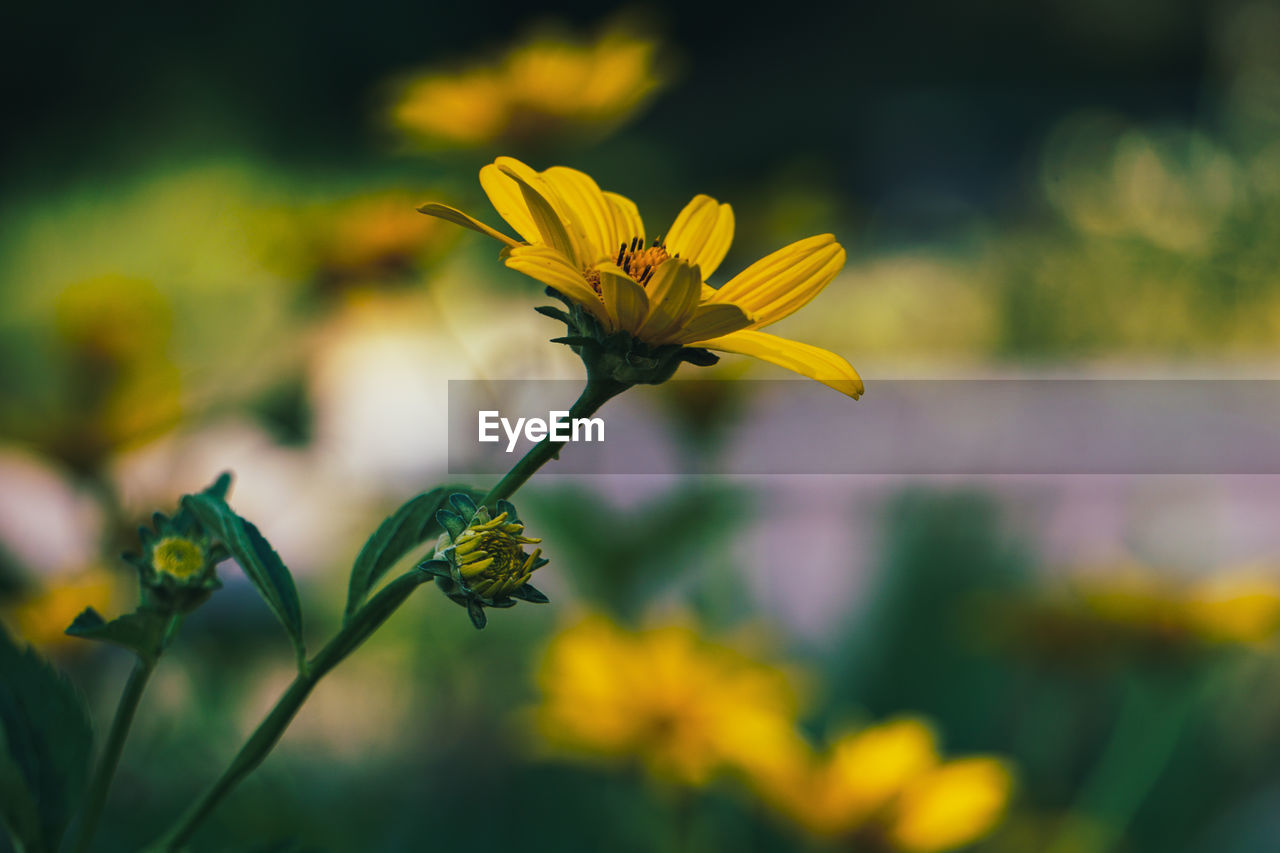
285,191,458,292
1182,570,1280,645
391,25,662,148
533,614,801,786
890,758,1015,853
1001,564,1280,665
751,717,1014,851
421,156,863,396
10,275,184,471
1074,565,1280,647
6,567,123,652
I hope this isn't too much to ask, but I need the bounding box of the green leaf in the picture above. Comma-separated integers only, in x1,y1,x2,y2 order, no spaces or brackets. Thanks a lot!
0,625,93,853
64,607,168,663
183,493,304,661
344,485,479,621
170,471,233,536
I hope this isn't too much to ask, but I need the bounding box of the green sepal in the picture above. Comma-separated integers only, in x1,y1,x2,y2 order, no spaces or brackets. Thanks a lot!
484,596,517,609
448,492,478,519
466,600,487,630
534,305,572,324
678,347,719,367
0,625,93,853
417,559,452,578
549,336,598,348
64,607,169,663
494,499,519,524
509,583,549,604
344,486,474,621
435,509,468,542
543,286,575,309
183,493,304,664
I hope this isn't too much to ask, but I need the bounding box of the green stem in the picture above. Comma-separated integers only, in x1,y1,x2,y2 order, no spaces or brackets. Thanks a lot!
481,376,628,506
148,377,625,850
148,570,431,851
70,657,158,853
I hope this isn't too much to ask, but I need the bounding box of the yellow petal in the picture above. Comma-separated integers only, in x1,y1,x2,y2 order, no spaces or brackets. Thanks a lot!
498,163,583,264
676,303,753,344
544,167,621,262
595,265,650,333
505,245,605,320
711,234,845,326
604,191,645,247
665,195,734,279
699,329,863,398
636,258,701,342
480,161,539,243
417,202,520,248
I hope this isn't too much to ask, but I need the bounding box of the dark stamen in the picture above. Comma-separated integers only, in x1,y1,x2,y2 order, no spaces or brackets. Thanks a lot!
617,242,626,266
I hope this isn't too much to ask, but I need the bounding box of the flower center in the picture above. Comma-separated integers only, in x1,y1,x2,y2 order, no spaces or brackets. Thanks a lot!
153,536,205,580
616,237,670,285
584,237,671,295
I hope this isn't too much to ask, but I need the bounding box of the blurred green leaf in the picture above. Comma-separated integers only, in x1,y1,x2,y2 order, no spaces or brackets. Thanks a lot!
0,624,93,853
527,484,750,620
183,492,304,664
64,607,168,664
344,485,479,622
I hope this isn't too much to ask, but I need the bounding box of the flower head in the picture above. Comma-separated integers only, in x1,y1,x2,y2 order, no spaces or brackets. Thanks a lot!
533,614,802,786
391,26,662,148
124,477,229,614
750,717,1014,851
420,493,549,629
420,157,863,396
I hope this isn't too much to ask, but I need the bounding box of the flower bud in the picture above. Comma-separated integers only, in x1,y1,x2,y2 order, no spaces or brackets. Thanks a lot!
419,493,549,629
125,510,224,614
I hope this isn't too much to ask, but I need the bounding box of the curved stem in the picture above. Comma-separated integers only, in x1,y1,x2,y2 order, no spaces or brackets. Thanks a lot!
148,377,626,850
148,570,431,851
481,377,628,506
71,657,158,853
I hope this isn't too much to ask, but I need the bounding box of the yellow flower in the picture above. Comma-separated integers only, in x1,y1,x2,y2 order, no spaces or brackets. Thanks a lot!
393,68,508,147
533,615,801,786
749,717,1014,851
293,191,458,290
421,157,863,397
391,26,662,148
